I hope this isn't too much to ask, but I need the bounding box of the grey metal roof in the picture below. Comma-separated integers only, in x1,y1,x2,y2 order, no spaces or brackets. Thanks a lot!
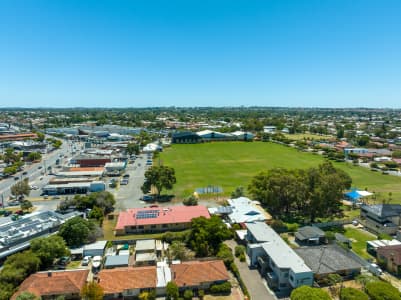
246,222,271,243
295,245,363,275
361,204,401,218
295,226,325,241
104,255,129,267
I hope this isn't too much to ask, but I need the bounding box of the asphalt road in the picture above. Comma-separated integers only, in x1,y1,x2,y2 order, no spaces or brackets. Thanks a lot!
0,138,72,207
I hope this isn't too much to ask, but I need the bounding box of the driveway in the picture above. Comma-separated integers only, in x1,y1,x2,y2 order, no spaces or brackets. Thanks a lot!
225,240,277,300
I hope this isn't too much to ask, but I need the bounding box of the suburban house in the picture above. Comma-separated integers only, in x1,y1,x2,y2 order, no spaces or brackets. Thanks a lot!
115,205,210,235
246,222,314,292
377,244,401,275
171,260,229,291
360,204,401,235
98,267,157,299
171,131,202,144
295,226,326,245
209,197,271,224
12,270,89,300
295,245,362,282
366,239,401,256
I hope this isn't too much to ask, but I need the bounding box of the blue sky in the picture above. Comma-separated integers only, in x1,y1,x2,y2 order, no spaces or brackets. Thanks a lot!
1,0,401,108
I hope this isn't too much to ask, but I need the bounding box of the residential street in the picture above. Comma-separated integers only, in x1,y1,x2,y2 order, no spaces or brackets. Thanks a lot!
225,240,277,300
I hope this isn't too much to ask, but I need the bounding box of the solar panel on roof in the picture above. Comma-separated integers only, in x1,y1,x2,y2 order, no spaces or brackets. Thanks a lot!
136,209,159,219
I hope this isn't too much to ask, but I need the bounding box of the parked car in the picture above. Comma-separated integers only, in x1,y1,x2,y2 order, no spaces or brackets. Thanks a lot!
123,174,130,178
120,179,129,185
30,185,38,190
14,176,19,180
38,166,42,169
92,256,102,269
82,256,91,266
140,195,154,201
22,171,28,175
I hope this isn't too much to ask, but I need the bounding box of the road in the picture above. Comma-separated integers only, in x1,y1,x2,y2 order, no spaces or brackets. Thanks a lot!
110,154,150,211
0,138,71,207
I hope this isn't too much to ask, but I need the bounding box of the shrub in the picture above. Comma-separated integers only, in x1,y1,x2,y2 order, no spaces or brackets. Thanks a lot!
210,282,231,295
239,253,246,262
365,281,401,300
290,286,331,300
235,245,245,257
183,289,193,300
340,287,368,300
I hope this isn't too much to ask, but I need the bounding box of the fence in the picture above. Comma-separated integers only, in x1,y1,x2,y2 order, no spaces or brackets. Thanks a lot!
312,219,353,229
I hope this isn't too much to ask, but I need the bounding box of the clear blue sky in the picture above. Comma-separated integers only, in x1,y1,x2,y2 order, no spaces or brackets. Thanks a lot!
1,0,401,108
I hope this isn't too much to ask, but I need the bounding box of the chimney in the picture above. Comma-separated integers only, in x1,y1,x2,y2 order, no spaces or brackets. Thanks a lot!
48,272,52,277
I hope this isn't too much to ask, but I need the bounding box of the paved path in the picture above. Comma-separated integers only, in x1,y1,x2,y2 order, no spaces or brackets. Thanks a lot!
225,240,276,300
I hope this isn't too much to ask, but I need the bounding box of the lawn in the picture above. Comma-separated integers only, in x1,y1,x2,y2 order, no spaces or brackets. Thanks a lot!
344,227,376,259
160,142,401,199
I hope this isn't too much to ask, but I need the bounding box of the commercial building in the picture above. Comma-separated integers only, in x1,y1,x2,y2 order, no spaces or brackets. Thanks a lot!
71,155,111,167
42,181,105,195
115,205,210,235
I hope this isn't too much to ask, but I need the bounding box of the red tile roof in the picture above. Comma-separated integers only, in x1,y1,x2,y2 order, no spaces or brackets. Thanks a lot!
11,270,89,299
0,133,38,141
171,260,229,287
377,245,401,265
98,267,156,294
115,205,210,229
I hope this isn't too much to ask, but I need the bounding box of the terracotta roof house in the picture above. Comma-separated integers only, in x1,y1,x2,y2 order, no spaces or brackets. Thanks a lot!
171,260,229,290
98,266,157,299
115,205,210,235
377,244,401,275
12,269,89,300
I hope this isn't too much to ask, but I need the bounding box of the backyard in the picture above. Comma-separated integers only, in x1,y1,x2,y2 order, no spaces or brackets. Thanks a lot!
343,227,377,259
160,142,401,199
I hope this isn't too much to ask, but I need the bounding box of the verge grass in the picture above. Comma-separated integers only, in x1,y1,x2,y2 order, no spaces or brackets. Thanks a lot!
160,142,401,200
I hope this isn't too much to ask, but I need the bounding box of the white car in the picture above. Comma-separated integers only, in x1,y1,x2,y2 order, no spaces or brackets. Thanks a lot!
92,256,102,269
30,185,38,190
81,256,91,266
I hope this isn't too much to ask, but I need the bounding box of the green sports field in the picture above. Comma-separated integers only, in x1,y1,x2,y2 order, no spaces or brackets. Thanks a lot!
160,142,401,200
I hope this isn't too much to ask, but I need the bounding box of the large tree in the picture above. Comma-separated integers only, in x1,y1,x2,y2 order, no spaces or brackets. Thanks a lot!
248,161,352,222
141,165,176,198
189,216,232,257
58,217,99,247
26,152,42,162
126,142,140,155
11,178,30,200
30,235,70,268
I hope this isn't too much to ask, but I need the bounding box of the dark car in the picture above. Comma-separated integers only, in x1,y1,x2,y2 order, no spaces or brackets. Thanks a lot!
22,171,28,175
14,176,19,180
38,166,43,169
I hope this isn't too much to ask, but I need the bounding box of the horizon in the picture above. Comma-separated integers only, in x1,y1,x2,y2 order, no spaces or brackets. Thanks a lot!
2,1,401,108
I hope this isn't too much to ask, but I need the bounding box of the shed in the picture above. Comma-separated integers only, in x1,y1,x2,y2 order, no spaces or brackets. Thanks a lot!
83,241,107,257
295,226,326,245
104,255,129,269
135,252,157,266
136,239,156,253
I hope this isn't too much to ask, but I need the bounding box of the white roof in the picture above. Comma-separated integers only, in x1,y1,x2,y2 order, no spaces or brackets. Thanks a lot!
83,240,107,251
357,190,373,197
157,261,171,288
248,222,311,274
136,239,156,251
228,197,267,223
